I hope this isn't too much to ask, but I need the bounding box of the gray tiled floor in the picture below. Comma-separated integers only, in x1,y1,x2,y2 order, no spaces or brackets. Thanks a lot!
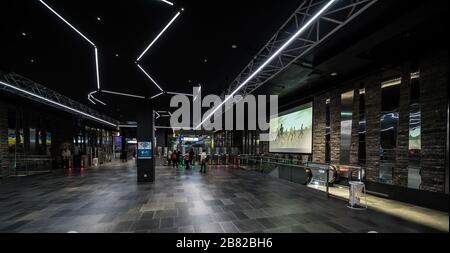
0,160,442,233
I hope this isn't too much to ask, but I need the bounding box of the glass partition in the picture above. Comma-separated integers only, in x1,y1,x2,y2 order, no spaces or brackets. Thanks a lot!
408,71,422,189
340,90,354,165
358,89,366,166
379,77,401,184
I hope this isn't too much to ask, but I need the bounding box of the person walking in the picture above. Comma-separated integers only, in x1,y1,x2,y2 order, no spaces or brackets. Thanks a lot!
189,148,195,167
62,147,71,169
167,150,172,166
177,150,182,167
200,151,207,173
171,150,178,168
184,152,190,170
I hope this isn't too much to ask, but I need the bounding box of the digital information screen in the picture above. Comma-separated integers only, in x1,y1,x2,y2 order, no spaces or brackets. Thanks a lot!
269,102,313,154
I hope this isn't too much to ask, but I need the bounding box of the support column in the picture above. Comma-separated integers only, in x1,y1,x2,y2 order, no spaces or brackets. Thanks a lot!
365,76,381,182
312,94,327,163
394,64,411,187
136,100,155,182
330,92,341,165
419,51,448,192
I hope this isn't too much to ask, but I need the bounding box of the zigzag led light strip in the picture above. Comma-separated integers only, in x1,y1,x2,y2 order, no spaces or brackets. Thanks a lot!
88,91,106,105
38,0,102,102
136,9,184,99
102,89,146,99
136,64,164,92
136,11,181,62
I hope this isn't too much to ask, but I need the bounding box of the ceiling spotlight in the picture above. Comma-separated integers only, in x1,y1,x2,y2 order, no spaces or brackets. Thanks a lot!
331,72,338,76
22,32,27,36
97,17,101,21
30,59,35,63
204,59,208,63
181,8,184,11
232,45,237,49
115,53,119,57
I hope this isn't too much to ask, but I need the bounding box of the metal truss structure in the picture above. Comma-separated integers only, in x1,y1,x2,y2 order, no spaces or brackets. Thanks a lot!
0,73,119,127
221,0,378,100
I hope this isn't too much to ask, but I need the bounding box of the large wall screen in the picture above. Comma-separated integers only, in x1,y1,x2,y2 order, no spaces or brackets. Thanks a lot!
269,102,313,153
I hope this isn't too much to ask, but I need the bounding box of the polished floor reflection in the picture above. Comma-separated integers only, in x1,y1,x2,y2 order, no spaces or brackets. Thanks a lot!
0,160,443,233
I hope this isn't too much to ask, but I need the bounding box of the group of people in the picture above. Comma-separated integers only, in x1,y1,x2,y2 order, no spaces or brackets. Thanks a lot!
167,148,208,173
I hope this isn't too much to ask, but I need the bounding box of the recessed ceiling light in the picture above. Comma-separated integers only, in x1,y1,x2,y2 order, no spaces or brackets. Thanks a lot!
232,45,237,49
204,59,208,63
22,32,27,36
115,53,119,57
30,59,35,63
331,72,338,76
97,17,101,21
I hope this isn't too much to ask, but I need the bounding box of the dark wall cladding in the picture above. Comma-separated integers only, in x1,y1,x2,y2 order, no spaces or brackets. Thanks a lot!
0,100,9,176
419,51,448,193
312,94,327,163
310,50,448,195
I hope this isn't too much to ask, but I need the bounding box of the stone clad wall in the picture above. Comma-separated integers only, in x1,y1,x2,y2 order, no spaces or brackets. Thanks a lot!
394,64,412,187
0,100,8,177
310,51,448,193
312,94,327,163
330,92,341,165
419,51,448,192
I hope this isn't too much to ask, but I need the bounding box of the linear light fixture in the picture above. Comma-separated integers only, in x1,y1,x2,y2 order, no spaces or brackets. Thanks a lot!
167,91,193,97
88,90,106,105
160,0,174,6
195,0,338,129
95,47,101,89
1,80,116,127
87,95,96,105
381,77,402,88
150,92,164,100
137,64,164,92
38,0,95,46
101,90,146,99
118,125,182,129
136,11,181,61
39,0,102,92
90,95,106,105
118,125,137,128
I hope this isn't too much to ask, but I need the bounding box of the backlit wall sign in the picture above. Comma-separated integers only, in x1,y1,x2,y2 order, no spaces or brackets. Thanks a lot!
269,102,313,154
182,137,199,142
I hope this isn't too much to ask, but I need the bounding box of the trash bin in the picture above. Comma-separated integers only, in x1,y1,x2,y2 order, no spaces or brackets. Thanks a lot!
348,181,367,209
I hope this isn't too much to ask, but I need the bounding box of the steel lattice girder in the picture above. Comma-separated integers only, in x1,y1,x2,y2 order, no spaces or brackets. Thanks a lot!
221,0,378,100
0,73,119,127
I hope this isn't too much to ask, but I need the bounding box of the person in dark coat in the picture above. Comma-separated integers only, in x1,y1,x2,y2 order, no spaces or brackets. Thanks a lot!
171,150,178,168
189,148,195,167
